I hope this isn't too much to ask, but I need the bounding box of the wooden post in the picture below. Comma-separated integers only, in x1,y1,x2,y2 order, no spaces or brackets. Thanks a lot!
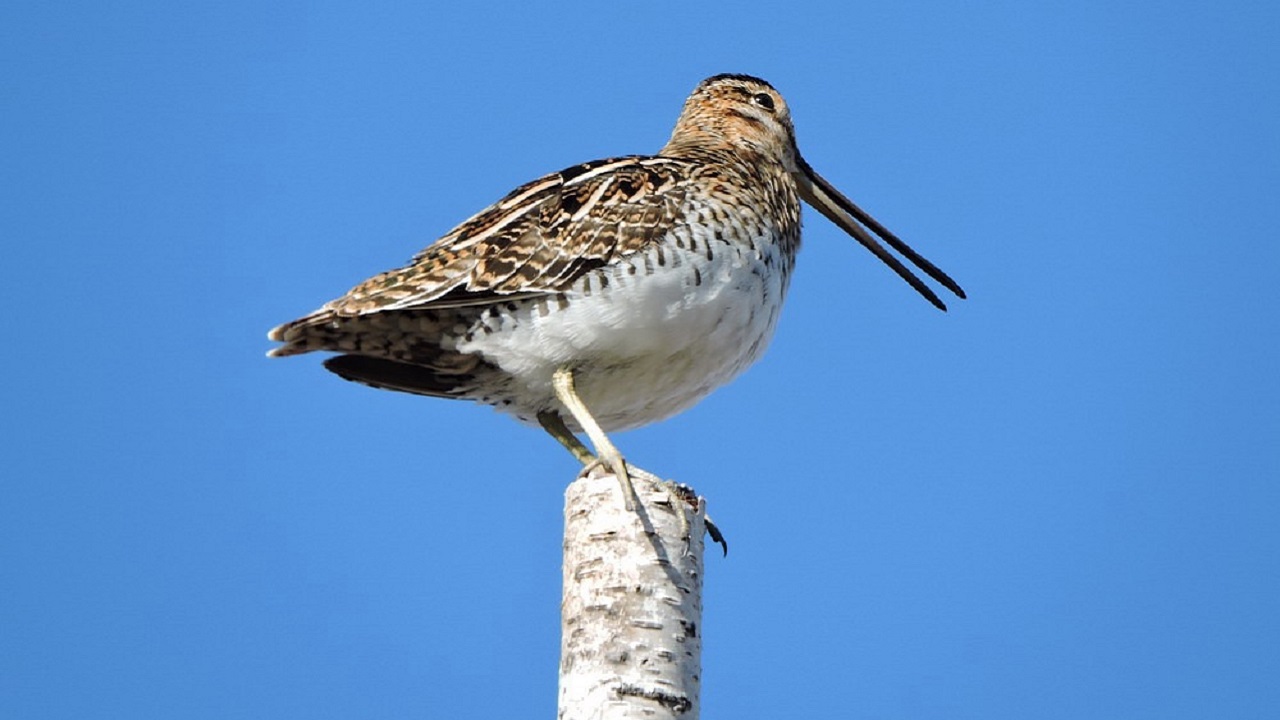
558,468,706,719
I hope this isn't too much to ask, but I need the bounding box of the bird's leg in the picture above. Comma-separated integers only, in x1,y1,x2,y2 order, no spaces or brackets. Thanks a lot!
537,410,596,466
539,405,647,515
539,397,720,549
551,367,636,511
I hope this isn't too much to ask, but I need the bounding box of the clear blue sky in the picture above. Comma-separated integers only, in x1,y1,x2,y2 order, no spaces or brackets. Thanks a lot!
4,2,1277,718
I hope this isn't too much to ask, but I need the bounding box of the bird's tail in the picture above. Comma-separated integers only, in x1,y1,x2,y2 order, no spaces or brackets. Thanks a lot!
266,309,494,399
265,310,338,358
321,354,488,399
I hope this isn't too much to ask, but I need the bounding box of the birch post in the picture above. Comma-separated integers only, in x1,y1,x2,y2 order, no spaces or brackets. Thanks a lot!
558,468,707,720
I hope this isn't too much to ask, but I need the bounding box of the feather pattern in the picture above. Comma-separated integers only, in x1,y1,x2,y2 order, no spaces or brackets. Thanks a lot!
266,74,963,438
321,157,694,317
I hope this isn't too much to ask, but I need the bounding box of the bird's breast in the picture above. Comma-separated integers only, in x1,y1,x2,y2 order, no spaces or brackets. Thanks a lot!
457,222,796,431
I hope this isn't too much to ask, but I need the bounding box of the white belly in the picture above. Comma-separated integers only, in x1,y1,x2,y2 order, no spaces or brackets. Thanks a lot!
456,234,791,431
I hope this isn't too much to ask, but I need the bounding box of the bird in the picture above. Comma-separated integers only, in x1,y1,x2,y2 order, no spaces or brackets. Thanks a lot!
266,73,965,509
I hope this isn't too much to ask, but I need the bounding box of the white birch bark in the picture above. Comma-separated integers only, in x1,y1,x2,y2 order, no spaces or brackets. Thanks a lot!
558,468,706,720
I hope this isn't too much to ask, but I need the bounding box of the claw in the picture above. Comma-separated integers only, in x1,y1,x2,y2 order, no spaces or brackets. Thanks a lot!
705,514,728,556
660,480,728,556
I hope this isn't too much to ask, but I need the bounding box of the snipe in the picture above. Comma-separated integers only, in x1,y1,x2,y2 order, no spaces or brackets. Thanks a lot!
267,74,965,508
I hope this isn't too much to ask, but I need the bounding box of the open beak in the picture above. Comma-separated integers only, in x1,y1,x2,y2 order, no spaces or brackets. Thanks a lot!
794,156,966,311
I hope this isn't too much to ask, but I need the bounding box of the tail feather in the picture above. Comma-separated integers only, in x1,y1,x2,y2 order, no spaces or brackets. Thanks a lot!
265,308,460,360
267,308,494,400
265,310,339,357
323,354,486,399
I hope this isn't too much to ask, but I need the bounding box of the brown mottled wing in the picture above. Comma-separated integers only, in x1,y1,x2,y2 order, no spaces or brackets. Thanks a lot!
322,155,694,316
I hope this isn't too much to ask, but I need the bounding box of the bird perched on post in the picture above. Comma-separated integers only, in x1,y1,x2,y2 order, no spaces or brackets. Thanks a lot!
267,74,965,508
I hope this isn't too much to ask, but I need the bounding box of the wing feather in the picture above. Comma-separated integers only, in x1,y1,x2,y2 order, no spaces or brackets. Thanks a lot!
321,156,694,316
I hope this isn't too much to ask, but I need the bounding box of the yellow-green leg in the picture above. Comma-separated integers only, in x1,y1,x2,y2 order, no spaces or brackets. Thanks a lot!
539,395,722,549
548,367,636,511
537,410,596,465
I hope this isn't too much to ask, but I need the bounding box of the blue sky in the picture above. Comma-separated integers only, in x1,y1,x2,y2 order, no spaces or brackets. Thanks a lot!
3,1,1278,717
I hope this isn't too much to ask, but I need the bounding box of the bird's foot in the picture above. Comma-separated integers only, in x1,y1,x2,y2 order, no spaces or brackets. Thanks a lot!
581,452,636,511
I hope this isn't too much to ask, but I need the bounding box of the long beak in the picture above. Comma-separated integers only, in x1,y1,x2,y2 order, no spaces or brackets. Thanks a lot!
795,156,966,311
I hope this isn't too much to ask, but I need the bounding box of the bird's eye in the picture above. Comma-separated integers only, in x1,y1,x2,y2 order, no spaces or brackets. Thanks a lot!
752,92,775,112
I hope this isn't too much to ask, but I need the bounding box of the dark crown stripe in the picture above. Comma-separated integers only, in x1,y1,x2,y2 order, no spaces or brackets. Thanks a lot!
699,73,776,91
